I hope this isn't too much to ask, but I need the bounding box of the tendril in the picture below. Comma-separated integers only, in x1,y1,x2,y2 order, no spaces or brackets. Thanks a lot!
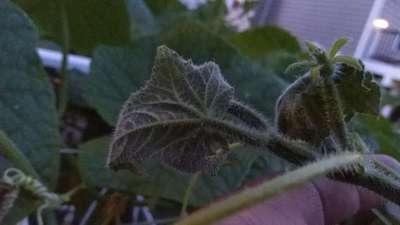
2,168,84,225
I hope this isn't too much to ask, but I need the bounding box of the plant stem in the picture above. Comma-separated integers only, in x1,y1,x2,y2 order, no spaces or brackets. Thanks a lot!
320,77,349,149
61,183,86,201
0,131,38,178
209,118,318,164
180,172,201,217
57,0,70,116
79,188,108,225
174,153,362,225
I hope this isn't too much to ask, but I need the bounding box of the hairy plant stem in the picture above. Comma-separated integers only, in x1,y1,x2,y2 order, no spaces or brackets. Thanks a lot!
332,157,400,204
209,119,319,164
61,183,86,201
212,118,400,205
175,153,363,225
319,76,350,150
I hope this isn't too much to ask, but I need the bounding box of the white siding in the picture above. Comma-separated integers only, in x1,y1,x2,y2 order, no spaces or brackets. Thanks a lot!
260,0,375,54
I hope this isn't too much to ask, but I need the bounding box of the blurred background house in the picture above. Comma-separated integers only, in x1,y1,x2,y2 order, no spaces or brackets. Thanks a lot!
252,0,400,87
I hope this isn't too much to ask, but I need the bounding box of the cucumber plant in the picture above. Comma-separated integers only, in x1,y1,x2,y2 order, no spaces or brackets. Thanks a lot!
107,39,400,220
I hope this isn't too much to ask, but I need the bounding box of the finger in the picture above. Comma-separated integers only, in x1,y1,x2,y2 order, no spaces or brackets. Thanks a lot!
313,178,384,225
216,181,323,225
216,154,400,225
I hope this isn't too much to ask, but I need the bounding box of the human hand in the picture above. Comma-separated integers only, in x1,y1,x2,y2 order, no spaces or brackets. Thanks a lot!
216,155,400,225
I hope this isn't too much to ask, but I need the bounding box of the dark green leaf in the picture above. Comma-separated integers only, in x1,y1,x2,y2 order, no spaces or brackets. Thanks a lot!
85,22,287,126
352,114,400,160
79,136,264,207
14,0,131,53
126,0,159,37
144,0,186,16
230,26,301,60
0,1,61,223
0,0,60,187
192,0,227,32
108,46,272,175
261,52,302,83
85,39,156,126
162,22,287,117
334,64,381,117
332,55,362,71
108,46,239,174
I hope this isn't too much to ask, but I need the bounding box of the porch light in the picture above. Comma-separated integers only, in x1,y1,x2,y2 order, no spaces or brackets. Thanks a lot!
373,18,389,29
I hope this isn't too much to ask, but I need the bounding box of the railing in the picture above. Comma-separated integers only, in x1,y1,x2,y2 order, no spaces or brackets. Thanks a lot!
368,29,400,63
358,29,400,87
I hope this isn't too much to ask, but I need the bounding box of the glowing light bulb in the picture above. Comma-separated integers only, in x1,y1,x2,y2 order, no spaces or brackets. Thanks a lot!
373,18,389,29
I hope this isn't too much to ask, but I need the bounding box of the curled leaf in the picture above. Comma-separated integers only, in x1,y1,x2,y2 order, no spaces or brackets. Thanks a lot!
332,55,362,71
305,41,321,54
275,74,332,146
284,61,315,75
108,46,267,175
328,37,348,58
275,62,380,147
334,63,381,117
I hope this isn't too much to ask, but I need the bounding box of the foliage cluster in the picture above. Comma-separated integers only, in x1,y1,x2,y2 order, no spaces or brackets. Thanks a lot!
0,0,399,224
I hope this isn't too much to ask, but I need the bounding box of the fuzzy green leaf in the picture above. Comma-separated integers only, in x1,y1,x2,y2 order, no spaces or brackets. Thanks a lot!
332,55,362,71
334,64,381,117
276,74,336,146
275,63,380,146
108,46,267,175
0,1,61,223
109,46,231,174
328,37,348,58
305,41,321,54
285,61,315,75
157,22,287,117
276,67,380,147
85,21,286,126
79,136,266,207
